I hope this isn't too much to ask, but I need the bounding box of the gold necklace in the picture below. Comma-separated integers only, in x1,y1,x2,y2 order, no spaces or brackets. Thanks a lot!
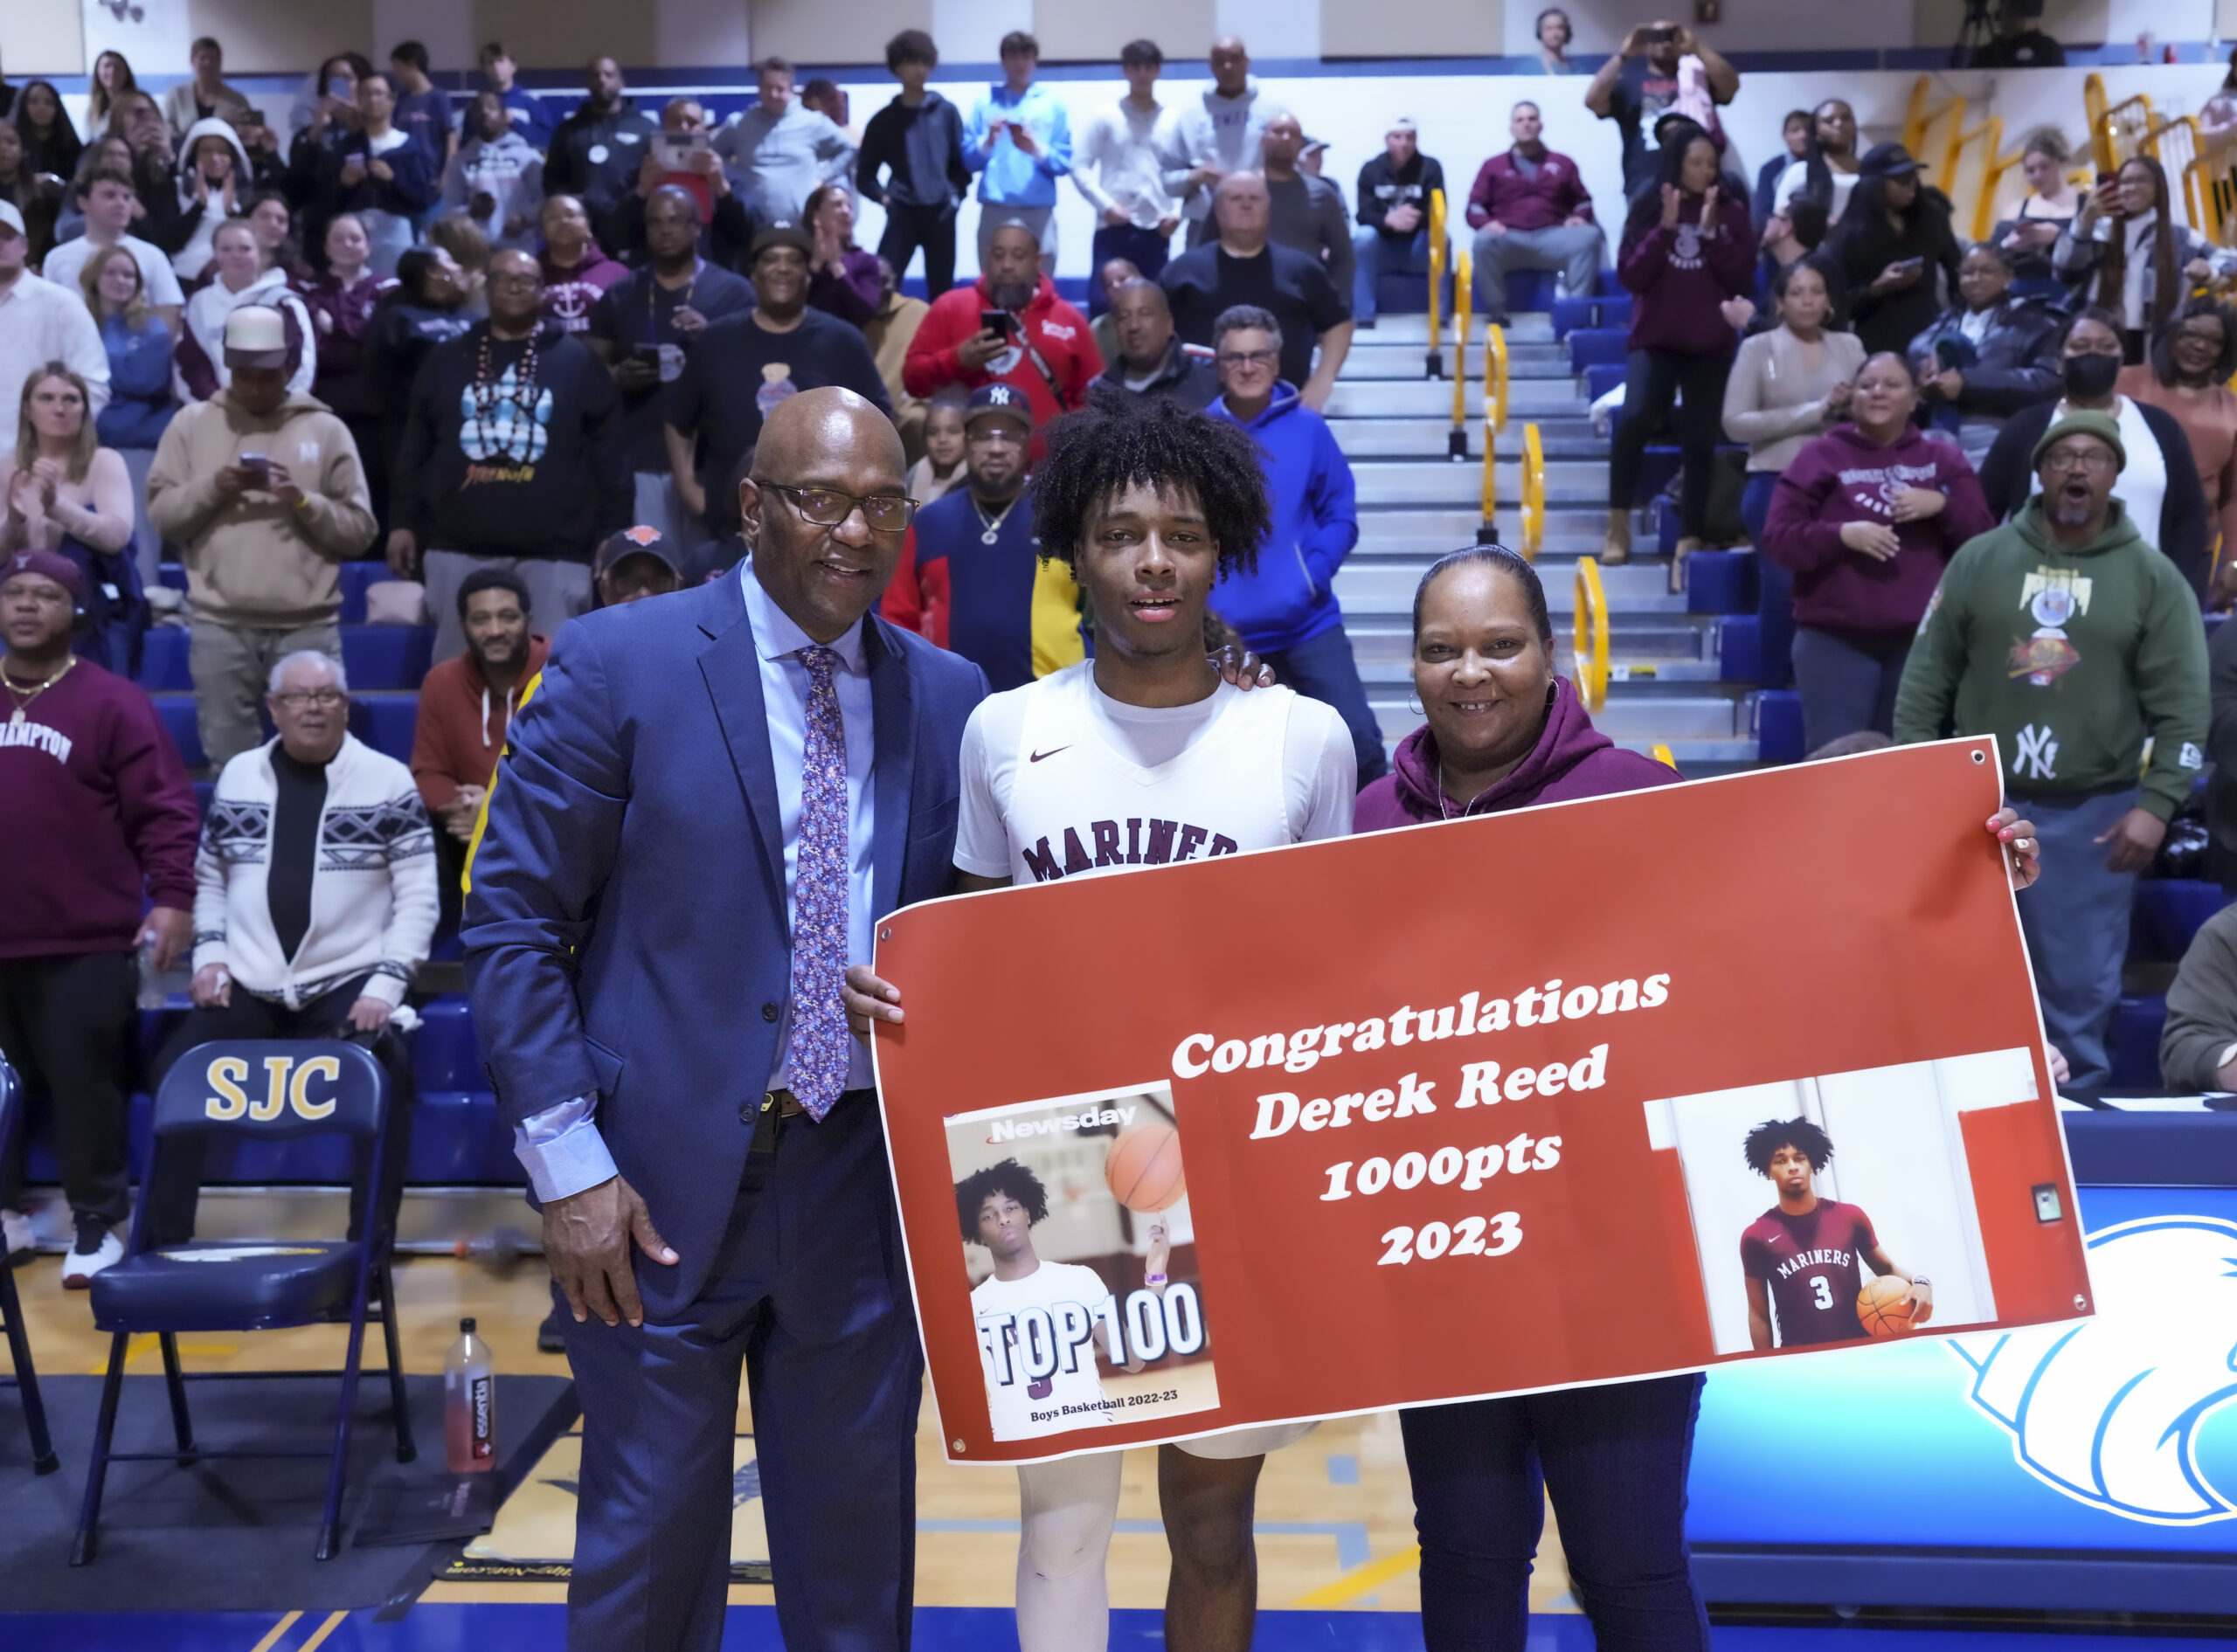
3,653,75,727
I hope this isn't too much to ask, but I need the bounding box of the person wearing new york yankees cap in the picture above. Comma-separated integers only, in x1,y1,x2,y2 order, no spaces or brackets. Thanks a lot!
880,382,1084,689
0,547,199,1280
1898,407,2210,1092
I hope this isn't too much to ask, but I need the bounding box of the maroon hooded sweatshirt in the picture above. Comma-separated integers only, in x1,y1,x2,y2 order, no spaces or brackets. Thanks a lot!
1354,675,1676,832
0,658,199,957
1760,422,1995,638
1617,190,1755,357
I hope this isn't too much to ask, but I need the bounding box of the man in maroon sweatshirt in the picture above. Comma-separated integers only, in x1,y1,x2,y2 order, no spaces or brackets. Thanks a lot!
0,550,199,1284
1465,101,1603,327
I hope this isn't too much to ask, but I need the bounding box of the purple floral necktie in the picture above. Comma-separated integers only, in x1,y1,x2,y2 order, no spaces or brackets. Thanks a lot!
786,645,850,1119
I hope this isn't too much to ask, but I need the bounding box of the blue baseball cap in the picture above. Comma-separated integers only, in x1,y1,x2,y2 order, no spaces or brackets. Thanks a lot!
966,382,1034,432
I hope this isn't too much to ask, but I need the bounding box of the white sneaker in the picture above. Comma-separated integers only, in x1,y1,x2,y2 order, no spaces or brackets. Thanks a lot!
62,1227,123,1289
2,1208,32,1266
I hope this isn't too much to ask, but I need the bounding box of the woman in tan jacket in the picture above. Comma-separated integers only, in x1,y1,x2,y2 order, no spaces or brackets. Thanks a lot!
1721,255,1865,691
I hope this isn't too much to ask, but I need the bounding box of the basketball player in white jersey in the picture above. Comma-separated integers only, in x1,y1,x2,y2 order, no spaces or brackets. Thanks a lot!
847,389,1356,1650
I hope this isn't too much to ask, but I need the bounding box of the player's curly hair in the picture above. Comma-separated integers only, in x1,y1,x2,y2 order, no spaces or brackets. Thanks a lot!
955,1158,1050,1243
1030,384,1268,579
1744,1117,1835,1175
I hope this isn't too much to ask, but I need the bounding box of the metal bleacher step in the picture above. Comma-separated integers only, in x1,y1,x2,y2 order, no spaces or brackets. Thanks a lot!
1323,379,1586,419
1344,342,1570,380
1324,419,1608,460
1360,314,1555,345
1352,460,1604,508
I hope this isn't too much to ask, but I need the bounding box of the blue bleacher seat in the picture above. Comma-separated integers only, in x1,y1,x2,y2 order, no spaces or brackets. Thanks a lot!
1718,613,1763,684
406,1091,523,1184
1685,550,1756,615
349,696,418,764
2108,993,2169,1090
2133,881,2231,964
1639,450,1682,506
414,997,484,1091
153,697,204,768
1756,689,1804,764
135,626,191,691
1552,294,1634,338
342,625,433,692
337,562,386,625
157,563,186,592
1502,268,1559,315
1584,363,1624,402
1568,327,1628,373
1374,271,1454,317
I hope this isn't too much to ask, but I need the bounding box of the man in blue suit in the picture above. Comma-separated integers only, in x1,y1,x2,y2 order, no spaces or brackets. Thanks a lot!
463,387,987,1650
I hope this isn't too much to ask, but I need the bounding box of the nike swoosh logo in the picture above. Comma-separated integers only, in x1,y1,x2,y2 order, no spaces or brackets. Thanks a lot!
1028,747,1070,763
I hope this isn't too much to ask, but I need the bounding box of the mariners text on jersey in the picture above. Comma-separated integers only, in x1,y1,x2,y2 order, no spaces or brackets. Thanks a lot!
1022,817,1243,882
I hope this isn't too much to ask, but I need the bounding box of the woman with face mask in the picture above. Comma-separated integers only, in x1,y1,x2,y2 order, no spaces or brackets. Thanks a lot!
1977,306,2211,601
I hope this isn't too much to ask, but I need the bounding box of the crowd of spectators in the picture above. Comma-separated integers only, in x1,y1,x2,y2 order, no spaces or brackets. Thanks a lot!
1,10,2235,1279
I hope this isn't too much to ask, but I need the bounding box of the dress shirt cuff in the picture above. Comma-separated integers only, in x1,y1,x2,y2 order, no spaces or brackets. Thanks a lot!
513,1097,620,1204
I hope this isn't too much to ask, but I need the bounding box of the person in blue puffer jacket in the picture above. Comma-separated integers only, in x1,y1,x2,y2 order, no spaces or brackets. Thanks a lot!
82,240,177,584
1204,301,1385,785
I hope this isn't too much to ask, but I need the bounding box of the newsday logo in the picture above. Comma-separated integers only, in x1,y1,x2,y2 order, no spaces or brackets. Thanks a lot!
1952,1217,2237,1525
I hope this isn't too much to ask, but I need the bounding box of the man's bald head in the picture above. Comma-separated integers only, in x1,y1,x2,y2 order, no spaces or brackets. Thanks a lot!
743,389,909,642
1209,36,1250,95
1213,170,1271,248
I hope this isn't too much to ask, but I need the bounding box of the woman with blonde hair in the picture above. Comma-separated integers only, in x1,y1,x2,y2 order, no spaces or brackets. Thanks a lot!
1,363,135,564
80,245,177,583
85,52,141,142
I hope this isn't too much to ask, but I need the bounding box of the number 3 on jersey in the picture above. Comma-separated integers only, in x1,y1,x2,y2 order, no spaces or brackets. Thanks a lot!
1810,1275,1834,1310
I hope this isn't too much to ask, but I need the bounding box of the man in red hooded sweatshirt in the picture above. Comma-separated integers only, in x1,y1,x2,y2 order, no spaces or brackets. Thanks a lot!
904,218,1100,442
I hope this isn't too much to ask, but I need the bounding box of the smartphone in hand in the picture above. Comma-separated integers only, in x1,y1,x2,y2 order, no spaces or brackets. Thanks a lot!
980,309,1016,338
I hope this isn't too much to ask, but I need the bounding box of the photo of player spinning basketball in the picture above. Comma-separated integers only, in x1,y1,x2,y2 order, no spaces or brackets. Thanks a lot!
1740,1118,1933,1349
960,1158,1171,1439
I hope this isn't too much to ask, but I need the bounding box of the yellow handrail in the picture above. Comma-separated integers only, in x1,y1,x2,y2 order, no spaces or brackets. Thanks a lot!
1946,116,2003,241
1574,556,1609,712
1900,76,1935,160
2146,115,2209,237
2084,75,2112,173
1425,189,1447,377
1485,322,1509,435
2097,93,2156,175
1520,422,1545,562
2187,154,2231,247
1972,145,2024,243
1451,249,1472,447
1651,743,1678,771
1479,421,1498,525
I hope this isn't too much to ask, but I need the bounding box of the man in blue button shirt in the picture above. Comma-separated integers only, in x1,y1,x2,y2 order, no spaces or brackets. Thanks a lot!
964,31,1072,278
467,387,987,1651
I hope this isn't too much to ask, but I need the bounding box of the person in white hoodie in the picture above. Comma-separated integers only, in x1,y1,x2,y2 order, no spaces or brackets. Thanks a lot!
1160,36,1268,247
174,218,315,402
443,89,544,252
143,646,436,1249
170,115,254,283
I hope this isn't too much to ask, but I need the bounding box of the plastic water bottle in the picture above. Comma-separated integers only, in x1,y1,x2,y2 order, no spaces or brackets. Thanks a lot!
135,942,168,1011
444,1317,495,1473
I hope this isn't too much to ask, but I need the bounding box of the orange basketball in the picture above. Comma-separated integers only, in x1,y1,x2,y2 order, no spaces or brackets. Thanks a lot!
1858,1275,1915,1338
1105,1123,1186,1213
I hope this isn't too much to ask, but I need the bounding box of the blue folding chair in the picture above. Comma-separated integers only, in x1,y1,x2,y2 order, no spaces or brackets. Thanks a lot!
0,1057,59,1476
73,1040,415,1564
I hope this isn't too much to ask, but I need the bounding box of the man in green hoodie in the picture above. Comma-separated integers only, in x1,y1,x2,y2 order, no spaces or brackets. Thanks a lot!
1895,410,2209,1092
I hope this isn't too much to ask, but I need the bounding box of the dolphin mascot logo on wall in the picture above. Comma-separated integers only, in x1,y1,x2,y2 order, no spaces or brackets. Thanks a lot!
1954,1217,2237,1524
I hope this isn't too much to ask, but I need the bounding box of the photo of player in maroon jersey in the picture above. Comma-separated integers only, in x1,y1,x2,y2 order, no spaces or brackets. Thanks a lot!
1739,1118,1935,1349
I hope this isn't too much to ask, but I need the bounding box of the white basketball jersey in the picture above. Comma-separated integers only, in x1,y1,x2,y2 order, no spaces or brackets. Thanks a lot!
998,664,1297,886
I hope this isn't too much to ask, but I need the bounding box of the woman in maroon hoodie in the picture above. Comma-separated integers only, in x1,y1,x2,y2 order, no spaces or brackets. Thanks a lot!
1761,350,1993,753
1354,543,2040,1652
1606,119,1755,571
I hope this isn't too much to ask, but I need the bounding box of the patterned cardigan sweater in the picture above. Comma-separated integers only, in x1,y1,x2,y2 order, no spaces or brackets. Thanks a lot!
192,734,438,1009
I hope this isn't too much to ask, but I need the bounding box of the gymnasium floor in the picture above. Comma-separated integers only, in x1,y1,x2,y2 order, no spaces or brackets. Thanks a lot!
3,1255,2226,1651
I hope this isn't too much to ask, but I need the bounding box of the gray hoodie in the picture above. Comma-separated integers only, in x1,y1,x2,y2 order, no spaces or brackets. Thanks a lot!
443,129,545,250
1160,79,1268,223
713,101,856,225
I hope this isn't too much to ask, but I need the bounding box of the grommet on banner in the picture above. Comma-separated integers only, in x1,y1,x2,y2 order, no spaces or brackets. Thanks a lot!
1970,750,1986,764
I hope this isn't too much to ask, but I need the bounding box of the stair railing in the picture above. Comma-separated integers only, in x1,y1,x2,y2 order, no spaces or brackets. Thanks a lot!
1574,556,1610,712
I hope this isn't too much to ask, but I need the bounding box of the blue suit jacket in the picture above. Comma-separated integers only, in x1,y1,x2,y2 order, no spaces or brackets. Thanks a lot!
462,573,987,1315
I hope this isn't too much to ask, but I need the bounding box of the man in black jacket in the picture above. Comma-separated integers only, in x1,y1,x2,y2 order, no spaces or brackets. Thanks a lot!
387,248,632,665
1350,118,1445,328
1098,280,1218,408
545,57,656,242
1159,172,1352,411
859,30,972,298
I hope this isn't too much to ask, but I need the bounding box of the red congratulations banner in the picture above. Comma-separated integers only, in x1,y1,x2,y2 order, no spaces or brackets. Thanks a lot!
871,739,2094,1464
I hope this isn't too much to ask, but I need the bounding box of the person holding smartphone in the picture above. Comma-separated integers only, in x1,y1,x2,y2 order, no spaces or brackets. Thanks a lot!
1583,18,1740,199
1828,142,1963,357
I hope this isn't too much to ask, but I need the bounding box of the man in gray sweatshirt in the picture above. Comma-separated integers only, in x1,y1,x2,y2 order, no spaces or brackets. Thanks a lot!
2158,904,2237,1091
1260,111,1353,302
714,56,856,228
1161,36,1268,247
